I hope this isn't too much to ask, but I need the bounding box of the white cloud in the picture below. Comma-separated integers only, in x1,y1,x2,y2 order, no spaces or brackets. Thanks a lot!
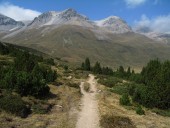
124,0,147,7
134,14,170,33
0,2,41,21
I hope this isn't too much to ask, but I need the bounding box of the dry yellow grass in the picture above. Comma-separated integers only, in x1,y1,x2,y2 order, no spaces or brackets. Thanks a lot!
97,84,170,128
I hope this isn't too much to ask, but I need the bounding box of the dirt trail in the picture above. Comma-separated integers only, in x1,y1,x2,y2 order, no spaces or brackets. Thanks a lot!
76,74,100,128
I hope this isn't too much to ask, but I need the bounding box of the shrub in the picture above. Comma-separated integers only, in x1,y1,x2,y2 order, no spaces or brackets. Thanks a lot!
44,58,55,65
136,105,145,115
63,65,68,71
83,82,90,92
127,83,136,96
98,76,122,88
110,83,130,95
119,93,131,106
0,94,30,118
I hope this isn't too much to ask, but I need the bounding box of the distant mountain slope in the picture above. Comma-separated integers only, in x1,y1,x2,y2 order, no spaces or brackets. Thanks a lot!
0,41,47,57
3,25,170,69
0,14,24,31
0,9,170,69
134,26,170,45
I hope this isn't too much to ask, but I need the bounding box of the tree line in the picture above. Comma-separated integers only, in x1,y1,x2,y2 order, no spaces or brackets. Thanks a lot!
81,57,170,110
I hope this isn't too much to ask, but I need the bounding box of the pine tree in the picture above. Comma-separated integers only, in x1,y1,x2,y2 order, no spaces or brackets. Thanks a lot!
81,62,85,70
84,58,91,71
126,67,131,78
93,62,102,74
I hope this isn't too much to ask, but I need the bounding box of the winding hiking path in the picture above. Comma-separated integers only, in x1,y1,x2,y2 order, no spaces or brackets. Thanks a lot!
76,74,100,128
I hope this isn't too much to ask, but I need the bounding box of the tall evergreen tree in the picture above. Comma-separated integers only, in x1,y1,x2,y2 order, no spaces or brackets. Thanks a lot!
84,58,91,71
93,62,102,74
126,67,131,78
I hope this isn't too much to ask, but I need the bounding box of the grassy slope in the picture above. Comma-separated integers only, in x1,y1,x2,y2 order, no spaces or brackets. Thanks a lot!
3,25,170,70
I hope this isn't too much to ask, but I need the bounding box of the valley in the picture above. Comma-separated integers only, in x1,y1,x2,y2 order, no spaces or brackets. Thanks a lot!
0,9,170,70
0,2,170,128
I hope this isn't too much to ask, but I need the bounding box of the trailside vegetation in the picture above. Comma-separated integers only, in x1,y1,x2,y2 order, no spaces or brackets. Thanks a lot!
81,58,170,110
0,42,57,117
0,42,57,98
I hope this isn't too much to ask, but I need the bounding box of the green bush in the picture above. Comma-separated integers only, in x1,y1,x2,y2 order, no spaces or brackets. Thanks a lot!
0,94,30,118
98,77,122,88
110,85,128,95
119,94,131,106
44,58,55,65
83,82,90,92
136,105,145,115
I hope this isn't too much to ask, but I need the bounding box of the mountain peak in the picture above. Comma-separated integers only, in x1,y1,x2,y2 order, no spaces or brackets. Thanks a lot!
0,13,24,31
28,8,90,27
63,8,77,13
60,8,89,20
95,16,132,33
96,16,125,26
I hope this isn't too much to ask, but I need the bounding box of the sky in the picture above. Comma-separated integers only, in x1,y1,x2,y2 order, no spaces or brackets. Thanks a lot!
0,0,170,33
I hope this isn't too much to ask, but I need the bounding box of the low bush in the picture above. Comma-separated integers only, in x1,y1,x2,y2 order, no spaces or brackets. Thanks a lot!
0,94,30,118
136,105,145,115
119,93,131,106
110,84,129,95
83,82,90,92
44,58,55,65
98,76,122,88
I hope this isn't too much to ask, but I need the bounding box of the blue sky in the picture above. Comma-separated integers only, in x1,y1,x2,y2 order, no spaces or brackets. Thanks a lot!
0,0,170,33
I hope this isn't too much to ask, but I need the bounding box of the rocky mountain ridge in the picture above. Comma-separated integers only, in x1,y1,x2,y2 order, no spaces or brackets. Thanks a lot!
0,9,132,34
0,13,24,31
